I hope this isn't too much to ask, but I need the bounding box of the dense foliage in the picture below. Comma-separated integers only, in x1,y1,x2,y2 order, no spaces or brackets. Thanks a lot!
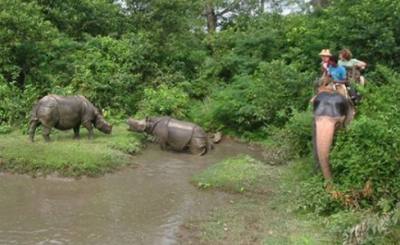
1,0,400,241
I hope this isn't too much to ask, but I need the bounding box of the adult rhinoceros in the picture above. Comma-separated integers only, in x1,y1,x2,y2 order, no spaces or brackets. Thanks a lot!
29,95,112,142
127,116,214,155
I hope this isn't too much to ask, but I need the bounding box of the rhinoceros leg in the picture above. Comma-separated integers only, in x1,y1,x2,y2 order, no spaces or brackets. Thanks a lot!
29,120,39,142
189,136,208,155
159,139,167,150
152,123,169,150
82,121,94,139
73,126,80,139
189,142,206,155
42,126,52,142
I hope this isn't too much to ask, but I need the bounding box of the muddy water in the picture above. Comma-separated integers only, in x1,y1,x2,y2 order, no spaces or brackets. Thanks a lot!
0,141,263,245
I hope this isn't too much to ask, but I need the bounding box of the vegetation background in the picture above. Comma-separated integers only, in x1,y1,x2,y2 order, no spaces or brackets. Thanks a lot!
1,0,399,243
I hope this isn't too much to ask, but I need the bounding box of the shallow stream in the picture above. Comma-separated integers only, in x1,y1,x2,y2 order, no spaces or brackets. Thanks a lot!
0,141,262,245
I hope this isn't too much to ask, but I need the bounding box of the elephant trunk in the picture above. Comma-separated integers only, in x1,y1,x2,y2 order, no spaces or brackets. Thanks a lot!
313,116,339,180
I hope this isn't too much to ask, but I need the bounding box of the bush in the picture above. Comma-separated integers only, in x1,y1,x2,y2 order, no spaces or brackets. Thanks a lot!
330,117,400,203
69,36,145,115
0,80,41,127
329,67,400,209
0,124,12,134
135,83,191,119
270,109,313,159
193,60,313,133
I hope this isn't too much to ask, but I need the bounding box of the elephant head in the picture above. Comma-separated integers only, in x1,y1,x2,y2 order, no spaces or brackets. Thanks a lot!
313,91,353,180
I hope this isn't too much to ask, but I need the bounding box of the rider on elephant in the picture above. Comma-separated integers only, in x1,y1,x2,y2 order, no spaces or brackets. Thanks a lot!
319,49,332,75
313,54,355,123
339,48,367,85
315,49,332,88
327,55,348,98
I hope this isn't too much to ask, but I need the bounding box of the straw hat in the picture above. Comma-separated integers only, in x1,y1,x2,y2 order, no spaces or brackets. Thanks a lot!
319,49,332,56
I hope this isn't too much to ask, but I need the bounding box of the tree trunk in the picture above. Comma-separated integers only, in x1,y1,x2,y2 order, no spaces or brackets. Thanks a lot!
311,0,330,9
259,0,265,13
205,2,217,33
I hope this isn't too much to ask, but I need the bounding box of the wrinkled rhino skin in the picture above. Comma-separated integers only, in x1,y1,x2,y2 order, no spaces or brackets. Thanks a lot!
29,95,112,142
127,116,212,155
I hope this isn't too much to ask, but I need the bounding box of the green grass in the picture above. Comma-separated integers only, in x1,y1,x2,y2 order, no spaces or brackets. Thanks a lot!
188,156,400,244
192,155,274,193
183,155,340,244
0,125,144,177
184,197,336,245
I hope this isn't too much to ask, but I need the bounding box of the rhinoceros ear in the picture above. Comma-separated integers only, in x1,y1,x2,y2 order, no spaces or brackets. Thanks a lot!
98,108,104,116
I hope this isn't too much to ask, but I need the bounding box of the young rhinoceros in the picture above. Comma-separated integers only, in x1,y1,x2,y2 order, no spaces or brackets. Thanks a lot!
29,95,112,142
127,116,213,155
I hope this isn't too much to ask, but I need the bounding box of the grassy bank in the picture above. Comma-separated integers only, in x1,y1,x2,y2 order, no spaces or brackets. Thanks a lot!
183,155,339,244
0,125,144,177
193,155,274,194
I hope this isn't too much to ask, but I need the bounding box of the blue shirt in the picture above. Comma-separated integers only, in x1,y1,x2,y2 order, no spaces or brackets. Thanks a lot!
328,65,346,83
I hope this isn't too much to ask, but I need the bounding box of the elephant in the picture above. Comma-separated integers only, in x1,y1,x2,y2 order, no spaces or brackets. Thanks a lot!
29,95,112,142
127,116,213,155
312,91,354,180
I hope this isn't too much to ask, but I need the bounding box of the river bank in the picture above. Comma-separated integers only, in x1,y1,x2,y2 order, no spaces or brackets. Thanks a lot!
0,125,143,177
179,155,338,244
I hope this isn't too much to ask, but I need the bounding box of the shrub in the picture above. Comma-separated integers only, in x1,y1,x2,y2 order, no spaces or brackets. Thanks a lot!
194,60,313,133
135,83,191,119
269,109,313,160
0,80,41,127
330,117,400,204
69,36,145,115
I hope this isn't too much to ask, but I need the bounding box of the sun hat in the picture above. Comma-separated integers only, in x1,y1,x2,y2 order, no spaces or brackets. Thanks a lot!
319,49,332,56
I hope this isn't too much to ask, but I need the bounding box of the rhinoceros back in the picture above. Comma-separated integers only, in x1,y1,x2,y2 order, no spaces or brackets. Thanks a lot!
167,119,196,150
34,95,92,130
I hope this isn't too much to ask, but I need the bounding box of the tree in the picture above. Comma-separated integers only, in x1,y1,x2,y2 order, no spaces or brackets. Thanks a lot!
0,0,62,88
34,0,128,39
310,0,330,9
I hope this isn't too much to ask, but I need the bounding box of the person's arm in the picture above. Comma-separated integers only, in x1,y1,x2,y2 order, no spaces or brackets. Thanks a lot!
353,59,367,69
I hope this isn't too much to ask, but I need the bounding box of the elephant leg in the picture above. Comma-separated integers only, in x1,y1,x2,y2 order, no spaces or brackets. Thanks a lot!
73,126,80,139
42,126,52,142
29,120,39,142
